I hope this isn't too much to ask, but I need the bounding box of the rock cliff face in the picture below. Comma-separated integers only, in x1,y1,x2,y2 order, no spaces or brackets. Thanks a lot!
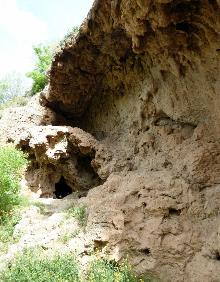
41,2,220,280
46,0,220,133
1,1,220,281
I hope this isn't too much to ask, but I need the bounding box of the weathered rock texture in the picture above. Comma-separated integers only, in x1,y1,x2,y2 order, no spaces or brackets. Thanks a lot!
45,0,220,134
0,94,66,144
43,1,220,281
17,126,110,197
1,1,220,281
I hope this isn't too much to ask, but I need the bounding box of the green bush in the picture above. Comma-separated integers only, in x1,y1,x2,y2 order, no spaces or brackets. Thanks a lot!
87,259,159,282
0,248,157,282
58,26,79,49
0,146,27,217
26,44,53,96
26,26,79,96
0,211,22,243
67,204,88,227
87,259,144,282
1,249,80,282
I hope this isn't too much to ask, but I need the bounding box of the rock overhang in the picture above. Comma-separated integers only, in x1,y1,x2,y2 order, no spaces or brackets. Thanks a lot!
44,0,220,134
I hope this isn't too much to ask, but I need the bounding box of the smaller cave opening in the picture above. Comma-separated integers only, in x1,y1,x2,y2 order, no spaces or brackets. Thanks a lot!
215,251,220,261
168,208,181,216
140,248,151,256
94,240,108,252
175,22,191,33
54,176,72,199
76,154,102,188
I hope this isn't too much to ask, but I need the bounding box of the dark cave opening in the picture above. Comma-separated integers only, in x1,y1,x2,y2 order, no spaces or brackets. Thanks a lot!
175,22,191,33
168,208,181,216
54,176,72,199
215,251,220,261
141,248,151,256
76,154,102,186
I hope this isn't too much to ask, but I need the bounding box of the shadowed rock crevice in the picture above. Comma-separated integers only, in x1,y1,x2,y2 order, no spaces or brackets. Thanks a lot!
17,126,106,198
54,176,72,199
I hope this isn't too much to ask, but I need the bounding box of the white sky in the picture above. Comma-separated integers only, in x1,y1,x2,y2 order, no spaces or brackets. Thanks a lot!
0,0,93,79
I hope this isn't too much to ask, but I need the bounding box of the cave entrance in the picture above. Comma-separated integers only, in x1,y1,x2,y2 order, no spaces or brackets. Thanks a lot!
54,176,72,199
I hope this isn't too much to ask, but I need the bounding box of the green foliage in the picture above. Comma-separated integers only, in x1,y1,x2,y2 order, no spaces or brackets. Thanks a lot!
67,204,88,227
59,229,80,244
0,146,27,217
27,44,53,95
59,26,79,49
87,259,145,282
0,247,158,282
26,26,79,96
0,211,21,243
1,249,80,282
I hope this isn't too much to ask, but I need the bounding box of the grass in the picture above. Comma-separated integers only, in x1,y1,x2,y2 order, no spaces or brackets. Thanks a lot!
0,209,23,257
32,201,47,215
0,211,22,244
87,258,159,281
59,232,72,244
87,259,147,282
0,145,27,217
59,229,80,244
0,249,80,282
0,248,157,282
0,146,27,250
67,204,88,227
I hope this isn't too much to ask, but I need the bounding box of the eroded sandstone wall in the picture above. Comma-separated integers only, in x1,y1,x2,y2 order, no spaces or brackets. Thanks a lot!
46,0,220,134
5,1,220,281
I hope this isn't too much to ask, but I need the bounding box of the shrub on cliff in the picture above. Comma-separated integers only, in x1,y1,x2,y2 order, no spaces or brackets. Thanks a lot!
58,26,79,49
27,44,54,96
0,146,27,217
27,27,79,96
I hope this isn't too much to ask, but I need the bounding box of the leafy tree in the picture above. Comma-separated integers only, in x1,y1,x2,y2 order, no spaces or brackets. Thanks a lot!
26,44,53,96
27,26,79,96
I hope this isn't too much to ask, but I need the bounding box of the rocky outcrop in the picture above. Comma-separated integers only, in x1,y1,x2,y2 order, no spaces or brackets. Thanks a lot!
45,0,220,134
17,126,108,197
1,1,220,281
0,94,65,144
42,1,220,281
